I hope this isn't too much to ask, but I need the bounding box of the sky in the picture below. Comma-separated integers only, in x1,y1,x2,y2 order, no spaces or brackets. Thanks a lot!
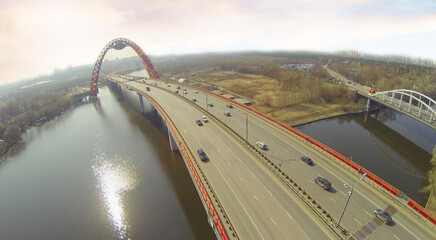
1,0,436,84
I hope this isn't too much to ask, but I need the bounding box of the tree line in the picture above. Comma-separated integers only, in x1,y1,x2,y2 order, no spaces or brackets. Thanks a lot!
0,94,74,155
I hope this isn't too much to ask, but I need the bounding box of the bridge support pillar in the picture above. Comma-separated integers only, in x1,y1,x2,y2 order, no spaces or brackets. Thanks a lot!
138,93,145,115
167,127,178,152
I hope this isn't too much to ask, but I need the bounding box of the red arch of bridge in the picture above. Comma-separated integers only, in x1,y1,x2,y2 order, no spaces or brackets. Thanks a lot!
89,38,160,96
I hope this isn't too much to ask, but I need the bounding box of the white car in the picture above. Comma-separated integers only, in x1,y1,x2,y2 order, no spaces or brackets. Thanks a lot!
256,141,267,150
202,116,208,122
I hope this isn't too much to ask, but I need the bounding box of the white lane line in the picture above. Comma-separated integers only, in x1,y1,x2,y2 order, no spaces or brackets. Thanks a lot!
308,179,314,184
227,162,231,166
339,191,346,196
284,149,289,153
267,190,273,196
354,218,362,225
239,176,244,182
365,210,371,217
290,164,295,168
330,197,336,203
252,172,257,178
393,234,400,240
270,218,277,226
209,161,265,239
253,194,259,201
286,211,293,220
394,218,421,240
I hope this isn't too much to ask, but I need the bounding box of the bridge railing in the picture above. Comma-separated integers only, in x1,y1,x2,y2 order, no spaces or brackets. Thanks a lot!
372,89,436,123
181,82,436,227
109,79,236,240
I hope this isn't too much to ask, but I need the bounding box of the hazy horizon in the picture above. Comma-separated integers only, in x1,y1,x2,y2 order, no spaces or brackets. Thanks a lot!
1,0,436,84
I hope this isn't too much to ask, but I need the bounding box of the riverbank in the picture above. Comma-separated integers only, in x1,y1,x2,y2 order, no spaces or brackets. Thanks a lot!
257,102,363,127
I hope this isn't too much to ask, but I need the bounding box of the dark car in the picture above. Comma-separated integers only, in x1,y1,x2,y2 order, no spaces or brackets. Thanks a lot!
315,176,331,190
197,148,208,162
208,103,214,107
192,98,197,102
196,120,203,126
300,156,313,165
374,209,392,224
226,104,233,108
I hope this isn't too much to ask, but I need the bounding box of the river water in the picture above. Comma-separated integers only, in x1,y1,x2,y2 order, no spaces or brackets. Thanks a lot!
1,86,435,239
295,108,436,205
0,87,215,239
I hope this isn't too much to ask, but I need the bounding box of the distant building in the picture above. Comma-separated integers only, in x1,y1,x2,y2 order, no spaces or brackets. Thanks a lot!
235,98,251,106
178,78,189,83
223,94,235,99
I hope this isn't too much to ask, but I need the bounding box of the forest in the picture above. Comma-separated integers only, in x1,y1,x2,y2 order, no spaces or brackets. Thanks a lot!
0,65,93,156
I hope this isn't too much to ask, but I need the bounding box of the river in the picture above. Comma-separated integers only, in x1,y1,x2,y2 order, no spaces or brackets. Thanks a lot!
295,108,436,205
0,87,215,239
1,86,435,239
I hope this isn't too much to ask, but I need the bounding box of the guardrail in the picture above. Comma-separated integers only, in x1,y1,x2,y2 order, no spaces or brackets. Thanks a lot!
183,83,436,227
108,79,237,240
151,81,354,239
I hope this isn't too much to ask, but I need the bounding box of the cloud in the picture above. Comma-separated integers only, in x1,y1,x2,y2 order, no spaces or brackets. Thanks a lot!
1,0,435,83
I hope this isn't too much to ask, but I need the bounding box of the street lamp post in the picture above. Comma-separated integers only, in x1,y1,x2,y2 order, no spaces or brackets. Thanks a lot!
246,114,248,141
337,173,367,227
206,92,208,112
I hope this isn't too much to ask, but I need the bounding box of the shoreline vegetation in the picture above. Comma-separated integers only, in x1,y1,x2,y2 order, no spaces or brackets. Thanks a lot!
1,51,435,213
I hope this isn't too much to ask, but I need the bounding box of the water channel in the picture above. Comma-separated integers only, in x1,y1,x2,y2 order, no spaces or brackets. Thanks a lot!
295,108,436,205
0,87,215,239
1,85,435,239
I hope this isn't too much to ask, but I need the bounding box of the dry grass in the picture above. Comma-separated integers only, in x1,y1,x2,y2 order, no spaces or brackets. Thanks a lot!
176,70,362,126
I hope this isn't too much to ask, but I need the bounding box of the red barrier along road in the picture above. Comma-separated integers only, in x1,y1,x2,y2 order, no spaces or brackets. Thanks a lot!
186,82,436,226
117,81,230,240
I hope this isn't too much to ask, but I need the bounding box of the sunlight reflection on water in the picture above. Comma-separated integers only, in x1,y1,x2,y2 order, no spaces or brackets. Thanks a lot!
92,147,139,239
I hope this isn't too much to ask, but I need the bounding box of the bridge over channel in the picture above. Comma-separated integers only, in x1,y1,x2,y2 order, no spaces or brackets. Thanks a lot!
89,38,436,240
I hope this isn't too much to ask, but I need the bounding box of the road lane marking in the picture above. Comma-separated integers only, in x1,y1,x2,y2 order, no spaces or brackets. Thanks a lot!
286,211,293,220
330,197,336,203
251,172,257,178
239,176,244,182
308,179,314,184
270,218,277,226
209,161,265,239
227,161,231,166
393,218,421,239
268,190,273,196
284,149,289,153
340,191,346,196
365,210,371,217
393,234,400,240
354,218,362,225
253,194,258,201
290,164,295,168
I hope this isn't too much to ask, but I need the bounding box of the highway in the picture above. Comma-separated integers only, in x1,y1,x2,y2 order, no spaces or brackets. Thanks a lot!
122,78,434,239
127,80,334,239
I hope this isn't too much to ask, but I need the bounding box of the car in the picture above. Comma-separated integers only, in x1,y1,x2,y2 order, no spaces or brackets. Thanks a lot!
194,90,198,93
314,176,331,190
226,104,233,108
175,90,179,93
197,148,208,162
208,103,214,107
374,209,392,224
146,87,150,91
192,98,197,102
184,91,187,94
177,86,180,89
224,111,231,116
202,116,208,122
168,84,171,87
195,120,203,126
256,141,267,150
300,156,313,165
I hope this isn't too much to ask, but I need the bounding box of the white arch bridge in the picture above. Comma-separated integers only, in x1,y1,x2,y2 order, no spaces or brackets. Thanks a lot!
367,89,436,129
